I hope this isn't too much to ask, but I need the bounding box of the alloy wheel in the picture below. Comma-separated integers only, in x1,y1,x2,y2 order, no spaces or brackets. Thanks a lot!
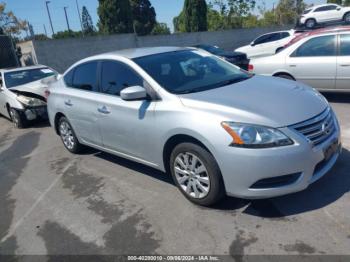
173,152,210,199
345,14,350,23
10,109,19,128
59,120,75,150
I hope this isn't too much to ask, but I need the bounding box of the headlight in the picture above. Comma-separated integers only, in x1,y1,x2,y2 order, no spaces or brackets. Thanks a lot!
221,122,294,148
16,95,46,107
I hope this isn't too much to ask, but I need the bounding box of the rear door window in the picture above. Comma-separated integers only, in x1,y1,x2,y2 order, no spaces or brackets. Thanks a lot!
339,34,350,56
292,35,336,57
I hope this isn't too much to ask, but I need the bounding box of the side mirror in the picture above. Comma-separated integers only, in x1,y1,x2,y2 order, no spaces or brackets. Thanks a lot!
120,86,147,101
337,7,341,10
250,41,255,46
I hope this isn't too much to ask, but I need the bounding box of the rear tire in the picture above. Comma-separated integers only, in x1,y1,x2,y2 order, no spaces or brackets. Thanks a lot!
344,13,350,24
10,108,26,129
275,73,295,81
170,142,225,206
58,116,84,154
305,18,316,29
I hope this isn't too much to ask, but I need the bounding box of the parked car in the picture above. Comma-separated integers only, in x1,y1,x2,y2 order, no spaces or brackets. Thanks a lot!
248,29,350,91
193,44,249,70
48,47,341,206
235,30,296,58
300,4,350,29
0,65,58,128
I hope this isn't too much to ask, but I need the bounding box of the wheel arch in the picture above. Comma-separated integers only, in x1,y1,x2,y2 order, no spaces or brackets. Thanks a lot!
343,11,350,19
272,71,296,80
162,134,214,174
54,112,66,134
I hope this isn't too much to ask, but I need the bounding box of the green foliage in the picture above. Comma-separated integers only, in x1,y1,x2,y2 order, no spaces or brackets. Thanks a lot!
151,23,170,35
130,0,156,36
207,7,226,31
183,0,208,32
344,0,350,6
327,0,342,4
33,34,50,41
173,11,186,32
0,2,27,36
52,30,83,39
97,0,133,34
82,6,95,34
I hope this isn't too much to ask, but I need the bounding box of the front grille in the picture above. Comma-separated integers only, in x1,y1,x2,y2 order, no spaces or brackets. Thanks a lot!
291,108,336,146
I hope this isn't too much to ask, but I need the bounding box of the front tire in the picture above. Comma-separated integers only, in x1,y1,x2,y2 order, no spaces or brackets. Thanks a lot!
344,13,350,24
10,108,26,129
170,142,225,206
58,116,83,153
305,18,316,29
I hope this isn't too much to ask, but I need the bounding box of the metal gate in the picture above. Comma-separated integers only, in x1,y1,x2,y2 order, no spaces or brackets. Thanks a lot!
0,35,19,69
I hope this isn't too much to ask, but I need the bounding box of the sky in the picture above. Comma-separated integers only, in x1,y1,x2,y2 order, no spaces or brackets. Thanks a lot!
4,0,326,37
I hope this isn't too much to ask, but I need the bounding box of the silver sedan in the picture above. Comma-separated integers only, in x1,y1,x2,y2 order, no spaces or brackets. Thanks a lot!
47,47,341,206
249,30,350,91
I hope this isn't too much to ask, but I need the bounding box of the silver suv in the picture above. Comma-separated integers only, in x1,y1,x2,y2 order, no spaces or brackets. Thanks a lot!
47,47,341,206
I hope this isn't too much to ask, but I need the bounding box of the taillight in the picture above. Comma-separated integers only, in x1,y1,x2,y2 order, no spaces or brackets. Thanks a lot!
248,64,254,71
44,89,51,101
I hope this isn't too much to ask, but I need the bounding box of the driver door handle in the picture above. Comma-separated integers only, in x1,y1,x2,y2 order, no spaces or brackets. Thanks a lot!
64,100,73,106
340,64,350,67
289,64,297,67
97,106,110,114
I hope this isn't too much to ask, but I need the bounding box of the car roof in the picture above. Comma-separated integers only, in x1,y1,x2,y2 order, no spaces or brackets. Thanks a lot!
88,46,193,60
311,3,339,9
0,65,49,73
284,26,350,48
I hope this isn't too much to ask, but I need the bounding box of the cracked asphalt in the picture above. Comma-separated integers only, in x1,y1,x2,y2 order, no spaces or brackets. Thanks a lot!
0,93,349,258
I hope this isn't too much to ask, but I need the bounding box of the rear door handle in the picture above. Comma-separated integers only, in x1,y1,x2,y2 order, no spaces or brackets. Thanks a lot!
340,64,350,67
64,100,73,106
97,106,110,114
289,64,297,67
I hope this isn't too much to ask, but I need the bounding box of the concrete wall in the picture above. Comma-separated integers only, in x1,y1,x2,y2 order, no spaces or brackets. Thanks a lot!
33,26,291,73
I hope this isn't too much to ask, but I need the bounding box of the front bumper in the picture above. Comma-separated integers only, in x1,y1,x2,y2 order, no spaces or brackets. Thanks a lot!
19,106,48,121
216,119,341,199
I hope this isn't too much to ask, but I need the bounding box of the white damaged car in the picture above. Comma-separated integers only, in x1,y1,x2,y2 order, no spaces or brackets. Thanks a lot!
0,65,59,128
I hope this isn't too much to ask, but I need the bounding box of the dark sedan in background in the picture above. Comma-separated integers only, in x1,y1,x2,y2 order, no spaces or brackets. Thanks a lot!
193,44,250,70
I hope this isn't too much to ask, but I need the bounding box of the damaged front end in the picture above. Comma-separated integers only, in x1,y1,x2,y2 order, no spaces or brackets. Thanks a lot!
12,90,48,121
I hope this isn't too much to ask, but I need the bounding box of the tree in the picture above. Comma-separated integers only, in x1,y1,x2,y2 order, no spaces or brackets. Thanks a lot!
98,0,133,34
0,3,27,36
130,0,156,36
82,6,95,34
52,30,83,39
151,23,170,35
33,34,50,41
173,11,186,32
183,0,208,32
209,0,256,29
344,0,350,6
207,7,226,31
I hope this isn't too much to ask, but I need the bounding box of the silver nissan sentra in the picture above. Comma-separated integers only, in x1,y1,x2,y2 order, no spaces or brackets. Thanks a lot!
47,47,341,206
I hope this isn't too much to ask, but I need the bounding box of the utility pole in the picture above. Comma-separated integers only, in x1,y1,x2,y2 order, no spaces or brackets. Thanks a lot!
75,0,84,36
45,1,54,35
64,6,71,31
43,24,48,37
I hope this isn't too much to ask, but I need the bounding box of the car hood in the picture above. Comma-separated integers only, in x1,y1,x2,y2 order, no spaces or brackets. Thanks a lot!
9,75,56,97
179,75,328,127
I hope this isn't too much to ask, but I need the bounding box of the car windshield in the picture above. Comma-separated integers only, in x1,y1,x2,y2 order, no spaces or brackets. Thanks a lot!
4,68,56,88
133,50,251,94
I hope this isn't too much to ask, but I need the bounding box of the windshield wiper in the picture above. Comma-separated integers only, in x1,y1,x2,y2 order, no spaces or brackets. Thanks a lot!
176,76,251,95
